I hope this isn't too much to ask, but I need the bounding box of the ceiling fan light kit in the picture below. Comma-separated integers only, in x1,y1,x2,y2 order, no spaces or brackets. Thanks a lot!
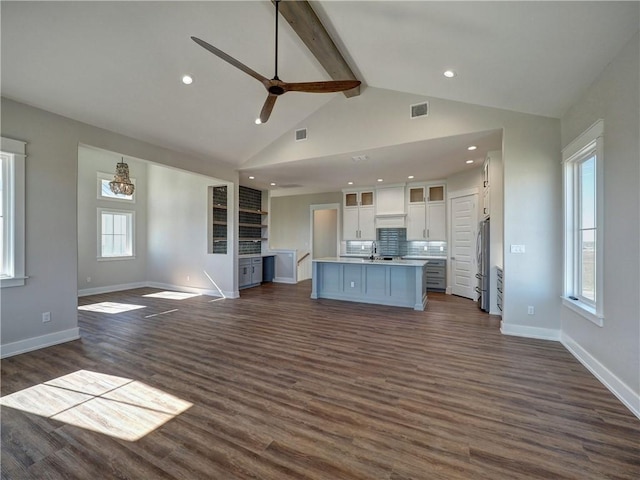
191,0,360,123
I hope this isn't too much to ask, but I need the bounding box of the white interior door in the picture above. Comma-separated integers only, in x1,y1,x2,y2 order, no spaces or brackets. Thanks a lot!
450,194,478,299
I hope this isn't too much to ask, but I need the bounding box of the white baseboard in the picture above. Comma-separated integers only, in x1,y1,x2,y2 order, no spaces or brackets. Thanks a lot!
78,282,147,297
561,333,640,419
79,281,225,299
146,282,224,299
500,322,560,341
1,328,80,359
273,277,296,284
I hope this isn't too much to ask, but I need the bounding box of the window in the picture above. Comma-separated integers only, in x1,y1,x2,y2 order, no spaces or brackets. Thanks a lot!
97,172,135,202
1,137,26,288
98,209,134,259
562,120,604,326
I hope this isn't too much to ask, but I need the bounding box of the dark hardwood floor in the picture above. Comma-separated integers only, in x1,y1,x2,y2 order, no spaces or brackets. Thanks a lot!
2,281,639,479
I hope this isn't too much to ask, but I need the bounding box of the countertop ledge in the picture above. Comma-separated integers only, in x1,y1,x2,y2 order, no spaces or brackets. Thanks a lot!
315,257,428,267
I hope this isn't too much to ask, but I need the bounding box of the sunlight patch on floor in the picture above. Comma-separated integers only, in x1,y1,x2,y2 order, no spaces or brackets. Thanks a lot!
143,291,201,300
0,370,192,442
78,302,146,314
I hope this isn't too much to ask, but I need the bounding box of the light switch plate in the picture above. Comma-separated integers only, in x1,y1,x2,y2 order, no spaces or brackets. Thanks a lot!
511,244,526,254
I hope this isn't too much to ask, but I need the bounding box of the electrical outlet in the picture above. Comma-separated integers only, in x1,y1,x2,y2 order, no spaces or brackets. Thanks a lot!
186,275,190,281
86,276,91,283
42,312,51,323
440,245,444,251
423,245,428,251
350,281,355,288
511,244,526,254
361,245,366,250
527,306,534,315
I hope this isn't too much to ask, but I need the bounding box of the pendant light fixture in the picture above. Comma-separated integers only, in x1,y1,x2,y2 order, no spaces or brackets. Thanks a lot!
109,158,135,196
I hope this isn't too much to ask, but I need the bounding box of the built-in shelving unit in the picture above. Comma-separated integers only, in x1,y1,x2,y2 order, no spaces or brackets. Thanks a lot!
239,186,267,255
210,185,228,254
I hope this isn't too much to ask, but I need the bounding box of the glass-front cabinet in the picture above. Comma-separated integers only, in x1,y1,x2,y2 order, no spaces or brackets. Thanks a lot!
406,183,446,241
343,189,375,240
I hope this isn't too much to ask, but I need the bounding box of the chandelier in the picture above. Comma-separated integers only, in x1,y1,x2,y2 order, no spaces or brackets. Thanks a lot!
109,158,135,196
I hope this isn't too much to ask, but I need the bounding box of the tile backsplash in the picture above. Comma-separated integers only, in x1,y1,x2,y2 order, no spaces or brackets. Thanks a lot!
345,228,447,257
405,240,447,257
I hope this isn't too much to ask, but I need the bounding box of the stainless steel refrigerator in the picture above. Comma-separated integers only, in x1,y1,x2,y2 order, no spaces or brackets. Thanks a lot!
476,218,490,311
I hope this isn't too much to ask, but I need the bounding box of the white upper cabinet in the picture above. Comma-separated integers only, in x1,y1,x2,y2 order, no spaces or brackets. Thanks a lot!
343,189,375,240
427,203,446,241
482,156,491,219
427,185,445,203
344,190,374,208
406,183,446,241
407,203,427,240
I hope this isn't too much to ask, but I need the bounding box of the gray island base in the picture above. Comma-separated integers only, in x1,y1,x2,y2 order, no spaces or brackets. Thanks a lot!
311,257,428,311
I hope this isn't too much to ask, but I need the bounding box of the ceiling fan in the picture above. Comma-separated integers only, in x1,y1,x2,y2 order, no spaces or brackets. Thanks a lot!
191,0,361,124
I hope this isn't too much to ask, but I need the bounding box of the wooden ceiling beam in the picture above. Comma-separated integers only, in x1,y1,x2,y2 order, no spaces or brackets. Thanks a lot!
275,0,361,98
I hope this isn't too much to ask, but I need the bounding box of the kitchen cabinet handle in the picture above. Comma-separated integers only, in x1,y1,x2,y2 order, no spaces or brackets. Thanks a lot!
252,266,255,274
427,229,430,238
422,229,425,238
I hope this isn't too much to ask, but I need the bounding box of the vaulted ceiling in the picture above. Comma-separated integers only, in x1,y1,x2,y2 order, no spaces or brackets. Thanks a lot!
2,1,638,192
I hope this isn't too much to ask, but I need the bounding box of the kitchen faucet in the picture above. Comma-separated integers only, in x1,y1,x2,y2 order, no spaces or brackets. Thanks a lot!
370,241,377,260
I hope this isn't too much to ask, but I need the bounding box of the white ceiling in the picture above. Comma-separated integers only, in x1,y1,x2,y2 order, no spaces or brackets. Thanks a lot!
2,1,638,193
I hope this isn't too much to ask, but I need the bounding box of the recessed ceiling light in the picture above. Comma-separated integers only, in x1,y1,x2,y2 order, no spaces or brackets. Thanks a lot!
408,175,415,179
249,176,255,180
347,181,354,185
467,145,477,151
270,182,276,186
466,160,474,164
181,75,193,85
443,70,456,78
255,118,262,125
377,178,383,182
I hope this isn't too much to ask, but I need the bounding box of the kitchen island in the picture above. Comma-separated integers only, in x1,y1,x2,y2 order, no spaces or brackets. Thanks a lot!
311,257,428,311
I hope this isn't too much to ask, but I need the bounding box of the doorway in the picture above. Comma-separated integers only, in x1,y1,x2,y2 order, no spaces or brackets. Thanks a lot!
303,203,340,281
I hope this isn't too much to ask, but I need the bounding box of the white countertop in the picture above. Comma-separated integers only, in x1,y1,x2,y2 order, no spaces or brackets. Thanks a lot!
314,257,428,267
340,254,446,260
402,256,447,260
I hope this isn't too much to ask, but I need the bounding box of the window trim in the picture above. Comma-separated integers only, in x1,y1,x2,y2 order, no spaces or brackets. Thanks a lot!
562,120,604,326
1,137,27,288
97,208,135,260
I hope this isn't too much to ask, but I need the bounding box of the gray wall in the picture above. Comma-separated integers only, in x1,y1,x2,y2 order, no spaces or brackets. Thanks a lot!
77,146,148,292
146,164,235,297
0,98,237,355
560,33,639,402
269,192,342,252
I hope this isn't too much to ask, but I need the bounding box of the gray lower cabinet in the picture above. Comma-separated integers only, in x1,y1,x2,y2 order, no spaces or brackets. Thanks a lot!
239,256,263,289
425,259,446,292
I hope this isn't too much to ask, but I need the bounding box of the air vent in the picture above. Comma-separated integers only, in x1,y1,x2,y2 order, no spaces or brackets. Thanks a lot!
295,128,307,142
410,102,429,119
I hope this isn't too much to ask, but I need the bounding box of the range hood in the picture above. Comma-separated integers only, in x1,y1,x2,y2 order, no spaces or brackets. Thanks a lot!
375,213,407,228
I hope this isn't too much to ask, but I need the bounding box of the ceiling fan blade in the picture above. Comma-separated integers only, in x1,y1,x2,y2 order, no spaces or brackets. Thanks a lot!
260,94,278,124
283,80,361,94
191,36,268,84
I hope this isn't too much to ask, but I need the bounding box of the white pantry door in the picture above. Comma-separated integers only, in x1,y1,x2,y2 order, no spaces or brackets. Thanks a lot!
450,193,478,299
